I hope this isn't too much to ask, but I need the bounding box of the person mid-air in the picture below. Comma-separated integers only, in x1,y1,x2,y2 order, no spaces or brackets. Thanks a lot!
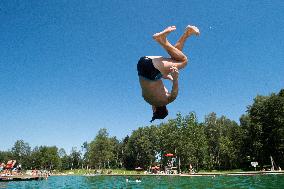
137,25,200,122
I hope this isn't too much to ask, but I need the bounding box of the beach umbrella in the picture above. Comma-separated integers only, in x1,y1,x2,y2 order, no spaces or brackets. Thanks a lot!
165,153,174,157
135,167,143,170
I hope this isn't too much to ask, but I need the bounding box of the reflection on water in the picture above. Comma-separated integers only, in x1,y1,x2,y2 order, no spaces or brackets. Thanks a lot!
0,175,283,189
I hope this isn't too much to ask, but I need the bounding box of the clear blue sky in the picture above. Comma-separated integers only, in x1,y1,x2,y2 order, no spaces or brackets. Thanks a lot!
0,0,283,153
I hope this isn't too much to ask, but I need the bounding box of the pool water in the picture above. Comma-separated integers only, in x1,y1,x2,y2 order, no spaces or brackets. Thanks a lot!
1,175,283,189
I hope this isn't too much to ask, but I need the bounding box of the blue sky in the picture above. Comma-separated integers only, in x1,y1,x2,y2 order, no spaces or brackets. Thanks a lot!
0,0,283,153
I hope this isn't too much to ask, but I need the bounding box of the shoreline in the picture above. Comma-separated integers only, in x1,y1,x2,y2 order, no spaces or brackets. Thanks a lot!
52,170,284,177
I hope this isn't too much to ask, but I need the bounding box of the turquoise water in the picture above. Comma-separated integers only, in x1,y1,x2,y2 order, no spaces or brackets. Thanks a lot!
1,175,283,189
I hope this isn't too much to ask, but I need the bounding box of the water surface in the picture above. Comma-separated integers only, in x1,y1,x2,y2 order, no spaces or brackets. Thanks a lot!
1,175,283,189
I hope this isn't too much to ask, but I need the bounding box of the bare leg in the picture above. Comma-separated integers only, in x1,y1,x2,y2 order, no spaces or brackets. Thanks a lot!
174,25,200,51
153,26,187,62
151,25,200,72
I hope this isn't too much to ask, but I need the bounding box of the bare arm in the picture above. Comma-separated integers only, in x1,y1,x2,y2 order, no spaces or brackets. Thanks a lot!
168,79,179,103
167,66,179,103
163,74,173,81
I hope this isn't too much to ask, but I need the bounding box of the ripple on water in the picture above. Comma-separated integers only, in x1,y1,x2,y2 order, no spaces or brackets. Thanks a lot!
0,175,284,189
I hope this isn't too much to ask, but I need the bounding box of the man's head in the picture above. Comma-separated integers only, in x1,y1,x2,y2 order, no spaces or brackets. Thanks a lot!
150,106,168,122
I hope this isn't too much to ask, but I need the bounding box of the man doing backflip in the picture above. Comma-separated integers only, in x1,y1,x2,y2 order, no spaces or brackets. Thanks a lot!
137,25,200,122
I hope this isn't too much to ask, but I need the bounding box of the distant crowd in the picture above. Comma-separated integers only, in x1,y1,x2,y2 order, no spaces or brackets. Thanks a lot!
0,159,50,179
0,160,20,176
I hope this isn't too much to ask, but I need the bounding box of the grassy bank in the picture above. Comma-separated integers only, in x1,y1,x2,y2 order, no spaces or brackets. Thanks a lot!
54,169,140,175
53,169,257,176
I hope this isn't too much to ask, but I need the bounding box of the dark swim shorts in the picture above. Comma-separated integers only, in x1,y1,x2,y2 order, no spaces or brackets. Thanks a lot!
137,57,163,81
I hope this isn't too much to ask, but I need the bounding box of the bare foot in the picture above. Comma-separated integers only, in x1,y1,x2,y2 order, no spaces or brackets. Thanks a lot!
185,25,200,36
153,26,176,44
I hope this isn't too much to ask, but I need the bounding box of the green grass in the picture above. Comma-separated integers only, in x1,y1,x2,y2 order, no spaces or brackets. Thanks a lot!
55,169,142,175
54,169,261,176
197,169,244,174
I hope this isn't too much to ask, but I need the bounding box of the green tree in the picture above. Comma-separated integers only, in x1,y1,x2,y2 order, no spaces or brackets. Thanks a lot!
122,135,135,169
89,128,114,169
243,89,284,168
81,141,90,169
30,146,61,170
181,113,208,171
159,115,181,167
69,147,82,170
126,126,160,169
109,137,122,168
58,148,70,170
203,113,242,170
0,151,13,164
218,116,242,169
11,140,31,169
204,112,219,170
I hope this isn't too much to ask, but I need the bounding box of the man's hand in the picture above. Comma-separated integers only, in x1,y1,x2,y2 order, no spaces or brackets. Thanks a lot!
163,74,173,81
170,66,179,81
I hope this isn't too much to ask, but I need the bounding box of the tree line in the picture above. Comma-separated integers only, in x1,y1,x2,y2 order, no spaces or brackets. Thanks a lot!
1,89,283,172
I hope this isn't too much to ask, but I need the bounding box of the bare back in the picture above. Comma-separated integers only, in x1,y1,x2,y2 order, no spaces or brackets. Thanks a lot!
139,77,169,106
